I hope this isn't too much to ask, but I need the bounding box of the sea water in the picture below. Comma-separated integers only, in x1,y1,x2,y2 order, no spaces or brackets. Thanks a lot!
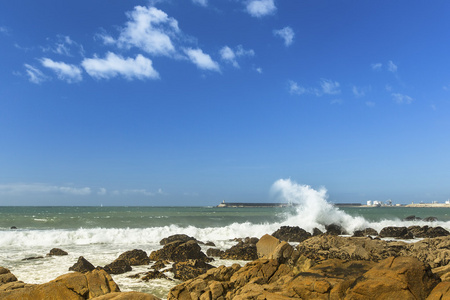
1,179,450,298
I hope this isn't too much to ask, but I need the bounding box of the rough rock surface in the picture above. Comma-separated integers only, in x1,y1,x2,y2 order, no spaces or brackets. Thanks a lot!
325,224,348,235
271,226,312,242
47,248,69,256
379,226,414,239
103,259,132,275
171,260,215,281
69,256,96,273
221,239,258,261
149,240,211,262
159,234,197,246
117,249,150,266
92,291,160,299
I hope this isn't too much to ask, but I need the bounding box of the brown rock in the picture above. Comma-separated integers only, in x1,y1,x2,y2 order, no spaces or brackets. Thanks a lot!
346,256,440,299
171,260,215,281
141,270,170,281
206,248,224,257
103,259,132,275
159,234,196,245
256,234,280,258
379,226,414,239
0,268,17,286
47,248,68,256
271,226,312,242
221,241,258,261
69,256,95,273
92,291,160,299
427,281,450,300
149,240,211,262
117,249,150,266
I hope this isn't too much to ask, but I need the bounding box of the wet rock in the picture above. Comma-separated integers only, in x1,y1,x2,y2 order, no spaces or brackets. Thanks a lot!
403,215,422,221
325,224,348,235
0,268,17,286
10,226,17,230
271,226,311,242
424,216,438,222
22,256,44,261
141,270,171,281
312,227,323,236
206,248,224,257
379,226,414,239
204,241,215,247
150,240,211,262
46,248,68,256
117,249,150,266
353,228,379,237
172,259,215,281
92,291,161,300
69,256,95,273
221,240,258,261
150,260,167,271
159,234,197,245
103,259,132,275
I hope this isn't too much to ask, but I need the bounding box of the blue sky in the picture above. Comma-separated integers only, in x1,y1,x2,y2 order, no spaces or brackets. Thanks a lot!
1,0,450,206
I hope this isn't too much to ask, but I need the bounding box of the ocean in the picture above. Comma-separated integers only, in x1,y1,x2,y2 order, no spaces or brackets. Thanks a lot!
2,181,450,298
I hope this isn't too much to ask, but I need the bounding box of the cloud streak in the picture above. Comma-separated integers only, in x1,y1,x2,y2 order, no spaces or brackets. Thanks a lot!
0,183,91,196
273,26,294,46
41,58,83,83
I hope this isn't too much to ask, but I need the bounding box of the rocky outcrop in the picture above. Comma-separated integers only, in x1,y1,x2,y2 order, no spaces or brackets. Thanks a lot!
408,225,450,238
0,269,120,299
69,256,95,273
220,239,258,261
325,224,348,235
92,291,160,299
103,259,132,275
117,249,150,266
47,248,69,256
149,240,211,263
379,226,414,239
352,227,378,237
271,226,311,242
172,260,215,281
159,234,197,246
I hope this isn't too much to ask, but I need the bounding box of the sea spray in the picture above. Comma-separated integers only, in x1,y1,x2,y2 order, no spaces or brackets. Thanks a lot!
271,178,369,233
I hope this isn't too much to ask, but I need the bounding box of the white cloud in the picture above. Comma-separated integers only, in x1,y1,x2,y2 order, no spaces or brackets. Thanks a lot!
320,79,340,95
256,67,263,74
387,60,397,73
392,93,413,104
246,0,276,17
41,58,83,83
220,45,254,68
371,63,382,70
289,79,340,96
192,0,208,6
24,64,48,84
82,52,159,80
42,35,84,57
0,183,91,196
184,48,220,72
98,188,107,195
117,6,179,56
273,26,294,46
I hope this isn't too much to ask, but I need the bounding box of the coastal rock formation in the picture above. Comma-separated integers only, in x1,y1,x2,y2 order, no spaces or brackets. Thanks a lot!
271,226,311,242
325,223,348,235
149,240,211,263
353,227,379,237
159,234,197,246
117,249,150,266
92,291,160,299
0,269,120,299
103,259,132,275
47,248,69,256
220,239,258,261
172,260,215,281
408,225,449,238
379,226,414,239
69,256,96,273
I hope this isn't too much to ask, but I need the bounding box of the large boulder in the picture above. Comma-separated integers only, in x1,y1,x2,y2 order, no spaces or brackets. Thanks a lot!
0,268,17,286
47,248,68,256
325,224,348,235
256,234,280,258
379,226,414,239
171,259,215,281
221,240,258,261
0,269,120,299
159,234,197,245
69,256,95,273
346,256,440,299
149,240,211,262
271,226,311,242
117,249,150,266
103,259,132,275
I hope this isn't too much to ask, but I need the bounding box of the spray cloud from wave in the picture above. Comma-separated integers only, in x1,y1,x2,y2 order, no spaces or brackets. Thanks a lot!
271,178,369,233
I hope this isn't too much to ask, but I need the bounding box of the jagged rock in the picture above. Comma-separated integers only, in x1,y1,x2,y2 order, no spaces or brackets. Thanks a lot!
325,224,348,235
204,241,215,247
408,225,449,238
159,234,197,245
313,227,323,236
379,226,414,239
346,256,440,299
0,268,17,285
47,248,68,256
271,226,312,242
353,228,379,237
141,270,170,281
150,240,211,262
428,282,450,299
206,248,224,257
150,260,167,271
0,269,120,299
117,249,150,266
69,256,95,273
172,259,215,281
233,237,259,244
103,259,132,275
221,240,258,261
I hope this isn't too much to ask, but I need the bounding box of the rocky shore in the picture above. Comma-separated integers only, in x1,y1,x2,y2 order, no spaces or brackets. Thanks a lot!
3,225,450,299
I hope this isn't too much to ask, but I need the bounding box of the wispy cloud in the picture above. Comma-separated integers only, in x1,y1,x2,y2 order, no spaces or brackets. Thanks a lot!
220,45,254,68
352,85,371,98
246,0,276,17
392,93,413,104
184,48,220,72
0,183,91,196
273,26,294,46
289,79,341,96
116,6,180,56
0,26,9,35
82,52,159,80
371,63,382,71
41,35,84,57
24,64,48,84
41,58,83,83
192,0,208,6
387,60,398,73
